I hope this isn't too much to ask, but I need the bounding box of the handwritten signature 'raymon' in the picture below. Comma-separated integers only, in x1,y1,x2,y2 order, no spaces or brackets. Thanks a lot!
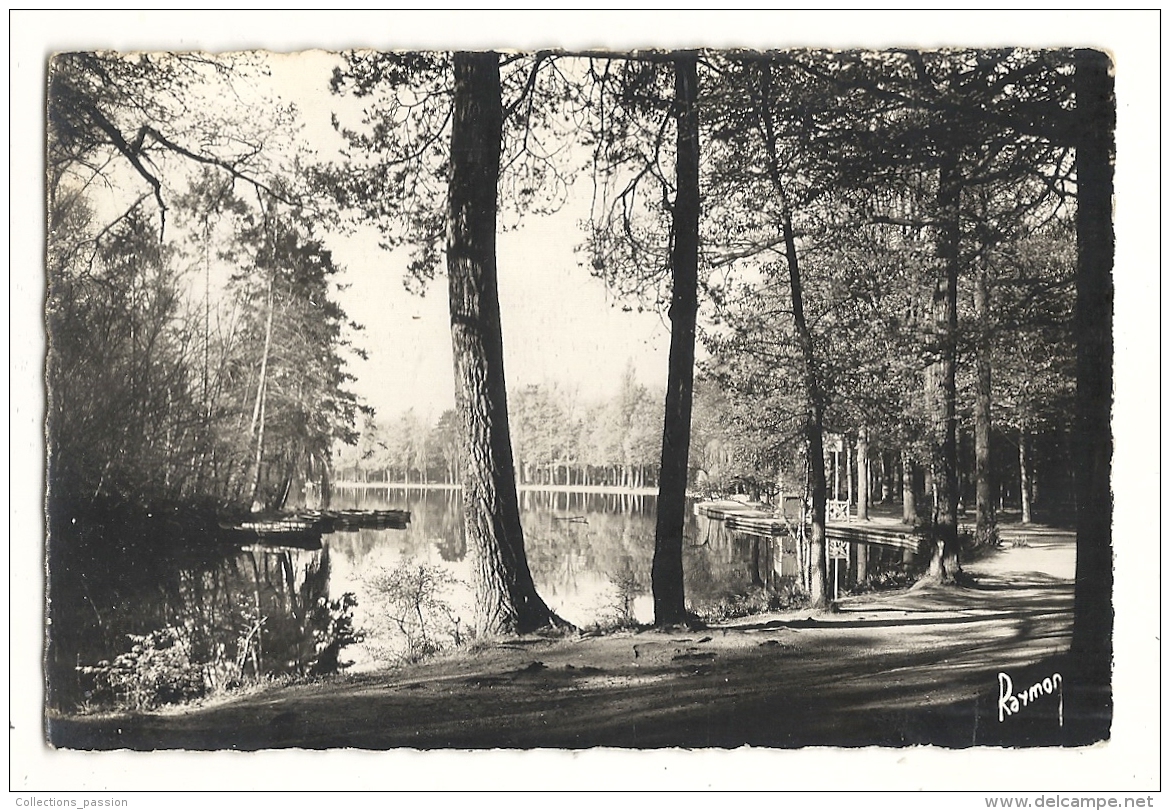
998,671,1064,726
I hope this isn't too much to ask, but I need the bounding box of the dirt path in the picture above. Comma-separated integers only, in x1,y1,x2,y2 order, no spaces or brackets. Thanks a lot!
49,527,1096,750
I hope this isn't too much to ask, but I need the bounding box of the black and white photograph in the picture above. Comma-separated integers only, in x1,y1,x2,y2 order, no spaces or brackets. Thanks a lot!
11,9,1160,797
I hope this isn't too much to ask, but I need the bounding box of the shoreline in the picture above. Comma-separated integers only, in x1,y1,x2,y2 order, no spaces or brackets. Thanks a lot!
333,481,662,496
47,526,1086,752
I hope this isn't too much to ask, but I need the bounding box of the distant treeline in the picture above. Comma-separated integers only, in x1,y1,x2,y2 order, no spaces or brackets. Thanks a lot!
335,368,784,494
335,359,1072,520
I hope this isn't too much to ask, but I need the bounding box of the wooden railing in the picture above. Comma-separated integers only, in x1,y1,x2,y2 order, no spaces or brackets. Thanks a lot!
696,499,923,553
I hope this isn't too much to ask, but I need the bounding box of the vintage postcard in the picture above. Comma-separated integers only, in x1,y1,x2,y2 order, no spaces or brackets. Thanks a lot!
11,9,1160,797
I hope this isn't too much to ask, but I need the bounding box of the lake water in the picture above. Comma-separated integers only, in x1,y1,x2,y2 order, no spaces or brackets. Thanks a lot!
327,486,788,650
48,486,804,710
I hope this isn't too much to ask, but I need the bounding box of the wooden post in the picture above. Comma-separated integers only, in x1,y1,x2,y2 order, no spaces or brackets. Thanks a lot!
832,449,840,501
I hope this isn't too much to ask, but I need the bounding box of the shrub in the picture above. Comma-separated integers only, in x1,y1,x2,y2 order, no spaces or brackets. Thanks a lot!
959,524,1007,563
77,627,205,711
607,568,644,622
849,568,916,595
696,580,808,623
365,561,462,664
309,592,364,675
975,524,1002,548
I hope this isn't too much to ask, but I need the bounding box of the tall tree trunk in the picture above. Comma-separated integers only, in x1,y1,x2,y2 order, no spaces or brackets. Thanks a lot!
1070,49,1114,703
803,415,830,608
831,447,840,501
902,449,917,525
974,269,997,544
896,450,919,566
248,271,275,512
957,430,969,516
651,52,700,626
447,52,561,636
856,426,869,521
1019,429,1033,525
753,59,829,607
195,216,213,493
878,452,888,503
925,156,962,583
320,454,332,510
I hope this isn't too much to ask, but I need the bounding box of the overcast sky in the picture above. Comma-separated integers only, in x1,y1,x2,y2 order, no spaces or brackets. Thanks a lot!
326,193,673,422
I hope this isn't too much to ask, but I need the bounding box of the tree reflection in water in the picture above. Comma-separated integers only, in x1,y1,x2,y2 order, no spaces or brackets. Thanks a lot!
327,488,884,632
50,528,337,711
50,488,902,710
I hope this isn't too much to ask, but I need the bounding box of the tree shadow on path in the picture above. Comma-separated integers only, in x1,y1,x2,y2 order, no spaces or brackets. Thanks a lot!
49,539,1108,750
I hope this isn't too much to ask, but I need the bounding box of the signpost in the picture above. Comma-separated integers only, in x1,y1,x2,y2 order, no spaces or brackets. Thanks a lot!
828,536,849,601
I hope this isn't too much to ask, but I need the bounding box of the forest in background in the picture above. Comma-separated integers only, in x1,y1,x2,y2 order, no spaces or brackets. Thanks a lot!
340,358,1074,527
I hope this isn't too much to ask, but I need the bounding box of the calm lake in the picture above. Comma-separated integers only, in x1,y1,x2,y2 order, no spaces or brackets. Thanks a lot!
49,486,802,710
328,486,782,633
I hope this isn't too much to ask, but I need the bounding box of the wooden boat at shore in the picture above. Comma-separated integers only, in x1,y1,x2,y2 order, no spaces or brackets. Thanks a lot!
217,509,410,548
695,499,922,552
217,517,324,549
298,509,411,532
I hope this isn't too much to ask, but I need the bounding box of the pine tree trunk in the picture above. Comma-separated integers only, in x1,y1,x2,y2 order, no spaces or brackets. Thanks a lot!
248,271,276,511
846,442,854,510
879,452,890,503
926,156,962,583
320,456,332,510
974,269,997,544
902,449,917,525
1019,429,1033,525
856,426,869,521
957,430,969,516
652,53,700,626
1068,48,1115,736
447,52,561,636
752,59,829,608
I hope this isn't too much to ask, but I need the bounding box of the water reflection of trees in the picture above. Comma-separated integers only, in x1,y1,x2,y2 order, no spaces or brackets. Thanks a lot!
50,532,334,710
325,487,903,630
330,487,464,563
50,489,907,706
52,489,920,708
327,488,773,624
